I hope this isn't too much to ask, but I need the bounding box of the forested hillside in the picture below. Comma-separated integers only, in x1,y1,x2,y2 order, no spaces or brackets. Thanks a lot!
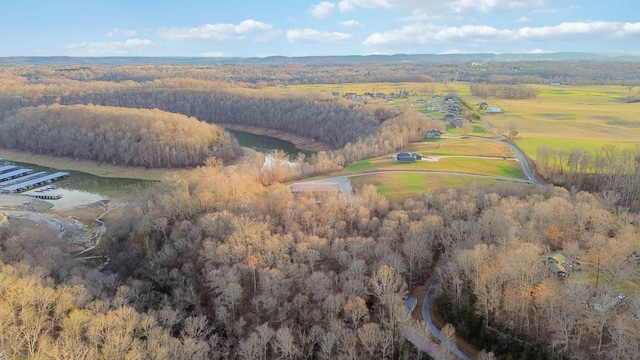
0,104,240,167
0,70,428,174
2,159,639,359
57,86,389,149
1,62,640,359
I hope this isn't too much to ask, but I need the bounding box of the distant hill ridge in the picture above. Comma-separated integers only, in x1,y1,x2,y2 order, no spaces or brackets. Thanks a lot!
1,52,639,66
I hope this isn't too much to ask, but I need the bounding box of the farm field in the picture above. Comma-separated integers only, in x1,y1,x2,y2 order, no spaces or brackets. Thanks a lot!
407,138,511,157
350,173,500,200
451,83,640,158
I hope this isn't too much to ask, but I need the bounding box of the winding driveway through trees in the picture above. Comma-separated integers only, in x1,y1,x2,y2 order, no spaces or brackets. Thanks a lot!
301,126,544,359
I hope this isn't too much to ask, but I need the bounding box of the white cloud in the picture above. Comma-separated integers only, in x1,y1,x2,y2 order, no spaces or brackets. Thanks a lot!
158,20,273,42
364,21,640,48
528,48,548,54
202,51,224,57
363,0,552,15
107,28,137,37
617,22,640,36
515,16,530,23
309,2,336,18
518,21,620,38
66,39,157,55
287,28,353,44
338,0,392,12
339,20,364,27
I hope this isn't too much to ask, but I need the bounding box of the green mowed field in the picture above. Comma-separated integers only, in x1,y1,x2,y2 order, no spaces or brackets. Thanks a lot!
445,124,489,135
342,155,523,179
516,138,640,160
341,138,522,178
351,173,528,200
408,138,514,157
453,83,640,158
351,173,493,199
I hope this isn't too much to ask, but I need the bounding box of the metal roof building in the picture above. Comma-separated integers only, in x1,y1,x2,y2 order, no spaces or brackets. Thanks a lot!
1,172,69,193
0,169,32,182
0,165,18,174
0,171,47,187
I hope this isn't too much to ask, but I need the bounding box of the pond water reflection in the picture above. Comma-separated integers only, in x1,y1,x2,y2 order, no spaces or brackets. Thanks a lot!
24,188,105,210
4,160,154,209
229,130,313,158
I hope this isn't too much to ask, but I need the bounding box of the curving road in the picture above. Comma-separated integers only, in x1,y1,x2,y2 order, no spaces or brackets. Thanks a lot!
423,273,474,360
300,123,545,359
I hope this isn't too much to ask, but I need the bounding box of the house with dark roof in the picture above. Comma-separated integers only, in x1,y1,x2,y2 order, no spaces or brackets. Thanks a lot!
424,129,442,139
396,152,416,163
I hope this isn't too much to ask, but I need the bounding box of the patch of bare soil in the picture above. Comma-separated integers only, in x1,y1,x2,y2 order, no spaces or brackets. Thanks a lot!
220,123,334,152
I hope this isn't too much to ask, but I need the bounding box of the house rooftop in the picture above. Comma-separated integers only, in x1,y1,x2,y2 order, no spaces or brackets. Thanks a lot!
548,253,567,264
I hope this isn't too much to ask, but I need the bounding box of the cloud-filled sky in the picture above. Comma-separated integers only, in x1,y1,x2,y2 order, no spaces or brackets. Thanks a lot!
1,0,638,57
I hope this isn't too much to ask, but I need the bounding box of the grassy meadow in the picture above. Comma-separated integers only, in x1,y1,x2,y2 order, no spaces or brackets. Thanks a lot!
350,173,498,200
450,83,640,158
339,137,525,199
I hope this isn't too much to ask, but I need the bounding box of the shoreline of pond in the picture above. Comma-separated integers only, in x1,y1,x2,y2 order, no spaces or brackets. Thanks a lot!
219,123,334,153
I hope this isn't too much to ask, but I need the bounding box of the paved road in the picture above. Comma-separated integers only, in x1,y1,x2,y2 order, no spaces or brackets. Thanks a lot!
479,118,543,187
423,274,474,360
302,128,545,360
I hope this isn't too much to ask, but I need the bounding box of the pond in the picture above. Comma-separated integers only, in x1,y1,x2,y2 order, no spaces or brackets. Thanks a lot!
229,130,313,159
3,160,155,209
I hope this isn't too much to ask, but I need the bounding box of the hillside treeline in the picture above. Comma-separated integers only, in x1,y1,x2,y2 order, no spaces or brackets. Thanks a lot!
5,59,640,85
0,104,240,168
3,159,639,359
536,144,640,211
440,188,640,359
470,83,538,99
0,73,430,174
0,72,402,150
57,88,388,149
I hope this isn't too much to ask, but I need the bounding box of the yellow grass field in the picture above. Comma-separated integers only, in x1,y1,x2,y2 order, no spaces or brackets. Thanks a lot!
451,83,640,158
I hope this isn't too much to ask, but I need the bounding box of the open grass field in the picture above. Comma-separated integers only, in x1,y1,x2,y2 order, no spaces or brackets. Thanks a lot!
341,138,523,179
350,173,498,200
408,138,514,157
450,83,640,158
517,138,640,160
445,124,490,136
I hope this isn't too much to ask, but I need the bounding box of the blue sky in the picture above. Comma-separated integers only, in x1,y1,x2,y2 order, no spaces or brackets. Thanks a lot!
1,0,639,57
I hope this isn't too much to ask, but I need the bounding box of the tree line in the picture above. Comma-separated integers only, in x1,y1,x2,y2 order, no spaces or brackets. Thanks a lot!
439,187,640,359
0,104,241,168
470,83,538,99
0,73,432,175
2,151,639,358
4,59,640,86
536,143,640,211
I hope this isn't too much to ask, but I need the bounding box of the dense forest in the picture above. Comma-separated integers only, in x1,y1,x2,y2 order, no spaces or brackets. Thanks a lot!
0,69,430,175
1,61,640,359
535,144,640,211
2,160,639,359
3,58,640,85
0,104,240,168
